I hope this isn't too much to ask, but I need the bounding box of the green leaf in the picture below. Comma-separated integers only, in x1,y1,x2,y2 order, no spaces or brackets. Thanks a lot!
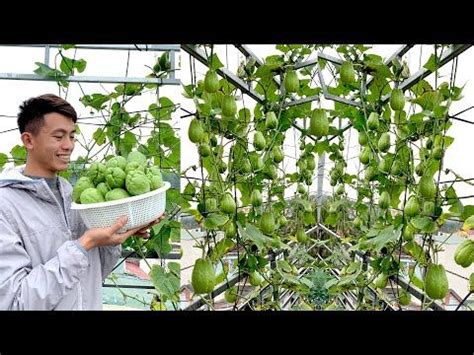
0,153,8,169
34,62,69,87
423,54,438,72
303,211,316,225
264,55,284,71
410,80,433,96
443,136,454,148
92,128,106,146
203,213,229,230
461,205,474,221
355,45,371,52
119,131,137,157
412,91,443,111
149,264,180,301
60,57,87,75
182,182,195,200
324,213,338,226
425,160,440,178
155,97,175,120
80,93,110,111
450,85,464,101
166,188,180,211
449,201,463,216
255,65,272,79
276,259,293,273
182,84,195,98
34,62,59,77
276,44,290,53
411,217,437,233
210,238,235,263
346,261,361,274
445,186,459,204
315,141,330,156
390,184,405,209
337,272,360,287
404,241,427,265
365,225,400,252
209,53,224,71
10,145,26,165
238,222,281,251
197,103,211,116
151,224,172,257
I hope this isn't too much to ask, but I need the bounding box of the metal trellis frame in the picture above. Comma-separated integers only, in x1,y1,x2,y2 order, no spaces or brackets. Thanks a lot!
0,44,181,85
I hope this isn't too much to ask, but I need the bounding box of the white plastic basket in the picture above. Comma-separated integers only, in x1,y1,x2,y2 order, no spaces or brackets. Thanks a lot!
71,182,170,232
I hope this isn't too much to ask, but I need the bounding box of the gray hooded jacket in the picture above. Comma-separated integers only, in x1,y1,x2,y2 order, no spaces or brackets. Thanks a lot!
0,166,121,310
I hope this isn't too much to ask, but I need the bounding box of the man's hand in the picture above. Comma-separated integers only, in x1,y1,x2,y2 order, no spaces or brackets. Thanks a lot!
78,214,166,251
132,214,167,238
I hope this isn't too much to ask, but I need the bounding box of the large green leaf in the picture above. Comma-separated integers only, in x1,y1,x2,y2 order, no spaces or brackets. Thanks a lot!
423,54,438,72
238,222,282,251
149,264,180,301
0,153,8,169
60,56,87,75
166,188,180,211
203,213,229,230
209,53,224,71
119,131,137,157
365,225,400,252
92,128,106,146
210,238,236,263
151,224,172,257
10,145,26,166
149,97,175,120
410,217,437,233
34,62,69,87
461,205,474,221
80,93,110,111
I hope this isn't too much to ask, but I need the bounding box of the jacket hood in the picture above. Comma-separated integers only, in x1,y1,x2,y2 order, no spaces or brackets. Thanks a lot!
0,165,72,197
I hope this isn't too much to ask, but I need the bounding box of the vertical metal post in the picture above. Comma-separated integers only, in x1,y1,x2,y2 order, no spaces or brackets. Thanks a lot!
44,45,50,67
169,50,176,80
316,153,325,223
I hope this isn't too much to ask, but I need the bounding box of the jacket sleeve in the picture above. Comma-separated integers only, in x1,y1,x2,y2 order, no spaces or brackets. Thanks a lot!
0,210,90,310
73,213,122,283
98,245,122,282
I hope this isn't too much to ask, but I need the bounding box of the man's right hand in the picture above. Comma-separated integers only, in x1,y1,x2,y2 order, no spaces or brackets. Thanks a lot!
78,216,150,251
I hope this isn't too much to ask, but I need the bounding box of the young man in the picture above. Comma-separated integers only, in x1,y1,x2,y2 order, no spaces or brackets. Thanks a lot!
0,94,161,310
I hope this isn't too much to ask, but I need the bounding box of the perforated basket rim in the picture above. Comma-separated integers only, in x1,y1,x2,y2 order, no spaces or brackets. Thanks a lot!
70,181,170,210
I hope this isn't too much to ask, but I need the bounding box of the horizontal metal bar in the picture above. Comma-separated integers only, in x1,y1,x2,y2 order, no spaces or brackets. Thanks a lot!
0,73,180,85
182,44,265,103
284,94,319,108
3,44,180,51
327,93,362,108
102,284,155,289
